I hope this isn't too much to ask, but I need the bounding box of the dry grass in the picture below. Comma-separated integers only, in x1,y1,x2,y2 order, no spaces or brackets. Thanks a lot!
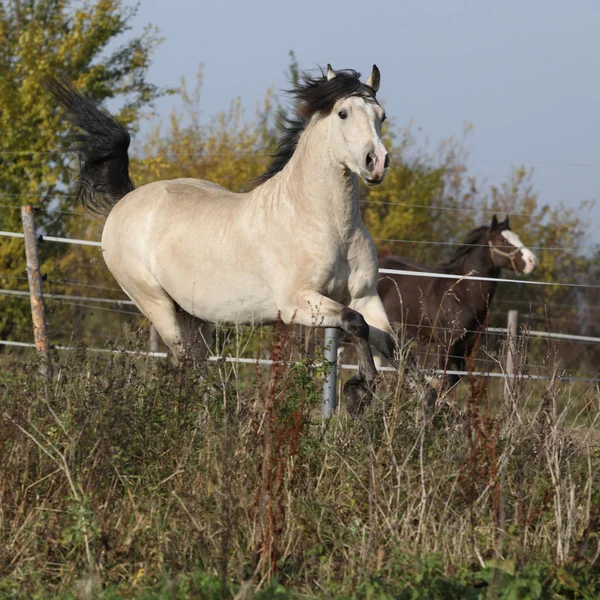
0,325,599,598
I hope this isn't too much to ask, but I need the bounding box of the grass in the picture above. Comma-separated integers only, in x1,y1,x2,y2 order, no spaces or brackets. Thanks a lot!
0,324,599,598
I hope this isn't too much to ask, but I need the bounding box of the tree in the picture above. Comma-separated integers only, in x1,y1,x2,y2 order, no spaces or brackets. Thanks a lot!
0,0,164,341
133,66,275,192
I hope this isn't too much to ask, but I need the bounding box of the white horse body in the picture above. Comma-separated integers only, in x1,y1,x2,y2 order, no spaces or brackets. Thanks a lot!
49,65,395,412
102,114,388,350
104,179,282,324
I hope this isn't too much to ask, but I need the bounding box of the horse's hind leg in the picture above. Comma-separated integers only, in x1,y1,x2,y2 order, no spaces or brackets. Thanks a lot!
115,277,203,365
174,310,213,366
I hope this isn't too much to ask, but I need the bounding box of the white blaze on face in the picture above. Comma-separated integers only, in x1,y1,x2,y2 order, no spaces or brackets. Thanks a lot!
331,96,388,183
501,230,538,274
364,102,388,180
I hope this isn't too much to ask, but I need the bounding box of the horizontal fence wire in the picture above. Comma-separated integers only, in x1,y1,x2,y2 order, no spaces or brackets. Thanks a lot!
1,230,598,289
1,339,598,383
3,287,600,345
2,268,594,316
0,288,135,306
0,204,596,252
0,195,537,219
0,231,102,247
53,300,138,315
0,339,280,366
0,202,93,217
339,363,600,383
373,237,593,253
44,279,126,293
7,149,600,168
1,230,599,383
378,268,600,290
487,327,600,344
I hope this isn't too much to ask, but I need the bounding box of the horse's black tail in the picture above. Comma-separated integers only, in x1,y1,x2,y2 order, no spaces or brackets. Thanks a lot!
44,78,135,218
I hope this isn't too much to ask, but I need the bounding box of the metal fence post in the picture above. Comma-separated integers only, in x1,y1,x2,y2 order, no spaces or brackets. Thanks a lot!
505,310,519,391
149,326,160,353
21,205,51,376
322,328,340,417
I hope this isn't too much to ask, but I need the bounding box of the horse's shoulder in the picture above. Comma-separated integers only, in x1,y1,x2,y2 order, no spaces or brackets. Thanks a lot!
346,228,378,267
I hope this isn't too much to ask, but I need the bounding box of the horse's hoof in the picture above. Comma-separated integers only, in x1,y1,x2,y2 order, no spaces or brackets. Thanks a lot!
343,378,373,416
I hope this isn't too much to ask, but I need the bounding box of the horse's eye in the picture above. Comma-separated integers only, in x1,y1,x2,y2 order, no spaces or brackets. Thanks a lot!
338,109,348,120
381,113,387,123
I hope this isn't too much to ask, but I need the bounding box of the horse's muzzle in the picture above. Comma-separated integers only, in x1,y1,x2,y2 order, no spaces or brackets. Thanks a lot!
365,146,390,182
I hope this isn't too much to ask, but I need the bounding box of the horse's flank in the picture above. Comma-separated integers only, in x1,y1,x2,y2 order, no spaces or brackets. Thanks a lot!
49,65,395,413
103,114,372,325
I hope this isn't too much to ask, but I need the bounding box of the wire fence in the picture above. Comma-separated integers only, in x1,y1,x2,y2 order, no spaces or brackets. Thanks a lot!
0,193,597,253
2,228,600,337
1,223,600,393
1,230,598,288
1,339,598,384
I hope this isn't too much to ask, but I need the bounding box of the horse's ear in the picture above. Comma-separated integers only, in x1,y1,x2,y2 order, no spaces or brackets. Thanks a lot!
326,64,336,81
491,214,499,229
503,215,510,228
365,64,380,93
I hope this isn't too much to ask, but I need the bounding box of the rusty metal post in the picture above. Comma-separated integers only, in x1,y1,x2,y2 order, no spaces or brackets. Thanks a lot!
21,205,51,375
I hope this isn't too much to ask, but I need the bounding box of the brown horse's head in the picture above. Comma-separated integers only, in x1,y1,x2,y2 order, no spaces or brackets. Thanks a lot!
487,215,538,274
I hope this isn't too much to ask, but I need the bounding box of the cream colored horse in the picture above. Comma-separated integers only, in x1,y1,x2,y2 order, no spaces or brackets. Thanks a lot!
46,65,396,412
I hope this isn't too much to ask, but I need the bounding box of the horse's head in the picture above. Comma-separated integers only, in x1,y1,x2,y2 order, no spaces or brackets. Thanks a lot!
256,65,390,187
487,215,537,274
324,65,389,186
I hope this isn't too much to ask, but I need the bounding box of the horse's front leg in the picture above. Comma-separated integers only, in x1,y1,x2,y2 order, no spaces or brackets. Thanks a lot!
279,290,379,415
348,292,396,360
344,293,398,412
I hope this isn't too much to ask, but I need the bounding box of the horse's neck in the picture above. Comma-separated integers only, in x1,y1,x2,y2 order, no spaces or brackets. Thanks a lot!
453,246,496,276
261,119,362,234
458,247,500,300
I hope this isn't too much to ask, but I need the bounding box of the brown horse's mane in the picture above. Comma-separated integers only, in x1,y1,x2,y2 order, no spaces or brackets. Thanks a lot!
436,221,511,273
436,226,490,273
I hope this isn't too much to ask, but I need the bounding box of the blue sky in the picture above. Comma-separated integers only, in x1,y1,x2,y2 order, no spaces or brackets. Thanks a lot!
124,0,600,242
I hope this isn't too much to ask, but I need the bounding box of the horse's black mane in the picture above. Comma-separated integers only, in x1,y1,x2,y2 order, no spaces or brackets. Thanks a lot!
255,68,377,184
436,226,490,273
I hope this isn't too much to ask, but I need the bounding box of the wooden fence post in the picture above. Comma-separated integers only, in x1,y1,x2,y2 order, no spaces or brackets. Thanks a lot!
21,205,51,375
505,310,519,390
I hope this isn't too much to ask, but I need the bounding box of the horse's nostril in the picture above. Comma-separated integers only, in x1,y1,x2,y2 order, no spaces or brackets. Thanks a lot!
366,152,375,170
384,153,390,169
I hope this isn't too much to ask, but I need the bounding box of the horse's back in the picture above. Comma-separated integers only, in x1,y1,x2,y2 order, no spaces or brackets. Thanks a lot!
103,177,241,264
116,178,238,209
378,255,431,273
105,176,243,227
377,255,433,301
100,177,276,322
160,178,233,196
376,253,490,348
376,255,435,336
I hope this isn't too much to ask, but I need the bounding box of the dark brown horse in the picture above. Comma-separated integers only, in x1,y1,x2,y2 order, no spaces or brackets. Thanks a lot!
377,215,537,396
